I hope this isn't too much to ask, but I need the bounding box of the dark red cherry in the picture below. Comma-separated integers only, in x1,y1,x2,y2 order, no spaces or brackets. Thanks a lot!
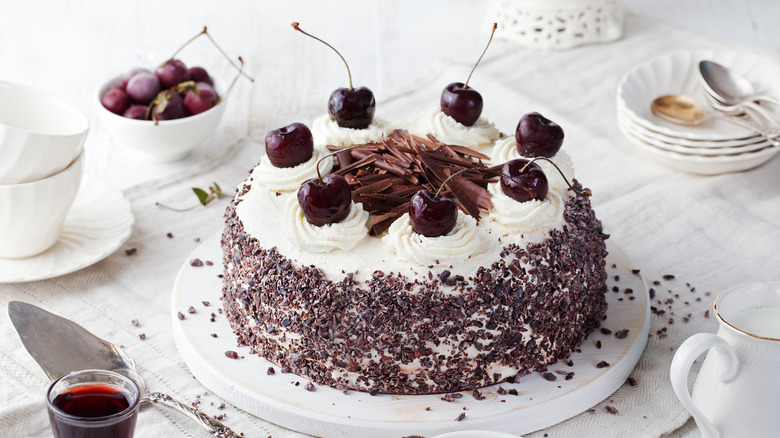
101,88,130,115
297,174,352,226
500,159,548,203
156,59,191,89
184,82,219,115
125,72,161,105
328,86,375,129
152,93,187,121
123,105,147,120
515,112,564,158
265,123,314,168
188,66,214,87
440,82,483,126
409,190,458,237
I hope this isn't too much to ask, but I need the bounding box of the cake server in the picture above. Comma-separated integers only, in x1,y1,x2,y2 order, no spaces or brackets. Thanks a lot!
7,301,237,438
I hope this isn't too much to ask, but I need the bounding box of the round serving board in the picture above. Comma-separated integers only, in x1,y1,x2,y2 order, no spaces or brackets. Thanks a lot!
171,234,649,438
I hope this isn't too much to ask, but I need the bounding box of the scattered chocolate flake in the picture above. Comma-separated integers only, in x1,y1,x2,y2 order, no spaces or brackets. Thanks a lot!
631,269,640,275
605,405,619,414
139,333,146,340
188,306,197,314
124,248,137,256
225,351,239,359
267,367,275,375
177,312,185,320
441,394,455,402
369,388,380,396
455,412,466,422
507,389,519,396
653,280,661,286
626,377,638,386
472,389,485,400
662,274,675,281
425,407,431,411
218,403,226,410
497,386,507,395
206,260,214,266
615,329,630,339
202,301,210,307
167,232,174,239
596,360,610,369
614,275,620,281
305,382,316,392
596,340,602,349
649,288,656,299
450,393,463,399
704,310,710,318
131,319,139,327
600,328,612,335
565,372,575,380
194,237,201,242
210,333,218,338
566,360,574,367
542,372,557,381
190,258,204,267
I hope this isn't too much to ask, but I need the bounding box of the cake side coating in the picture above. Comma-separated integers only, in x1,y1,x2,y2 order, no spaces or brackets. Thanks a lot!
221,190,608,394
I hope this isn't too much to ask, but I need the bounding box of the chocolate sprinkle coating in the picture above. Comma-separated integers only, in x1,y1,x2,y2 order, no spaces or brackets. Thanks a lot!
220,182,608,394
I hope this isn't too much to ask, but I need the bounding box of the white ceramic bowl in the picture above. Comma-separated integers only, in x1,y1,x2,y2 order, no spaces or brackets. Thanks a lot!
0,151,84,259
0,81,88,184
96,73,227,162
431,431,523,438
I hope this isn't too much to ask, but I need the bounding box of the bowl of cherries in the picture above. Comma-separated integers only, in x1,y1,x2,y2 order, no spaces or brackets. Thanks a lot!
96,28,249,162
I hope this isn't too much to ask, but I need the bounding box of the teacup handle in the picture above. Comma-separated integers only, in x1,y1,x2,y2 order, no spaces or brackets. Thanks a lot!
670,333,739,438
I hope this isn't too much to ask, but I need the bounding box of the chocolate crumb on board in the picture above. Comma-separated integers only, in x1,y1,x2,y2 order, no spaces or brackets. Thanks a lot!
542,372,557,381
225,351,239,359
202,301,210,306
267,367,275,375
139,333,146,340
455,412,466,422
605,405,619,414
210,333,218,338
600,328,612,335
596,360,610,369
626,377,638,386
188,306,197,314
206,260,214,266
497,386,507,395
615,329,630,339
177,312,185,320
631,269,640,276
507,389,519,396
663,274,675,280
305,382,316,392
125,248,137,256
472,389,485,400
167,232,174,239
596,340,602,349
190,258,204,267
565,372,575,380
131,319,139,327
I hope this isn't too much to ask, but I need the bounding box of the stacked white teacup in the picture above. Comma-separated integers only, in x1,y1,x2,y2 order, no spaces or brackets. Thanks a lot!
0,81,89,259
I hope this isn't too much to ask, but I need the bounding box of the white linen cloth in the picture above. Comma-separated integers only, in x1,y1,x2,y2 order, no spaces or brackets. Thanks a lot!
1,12,779,438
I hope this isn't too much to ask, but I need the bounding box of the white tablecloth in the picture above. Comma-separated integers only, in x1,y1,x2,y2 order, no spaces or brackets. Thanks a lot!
1,7,779,438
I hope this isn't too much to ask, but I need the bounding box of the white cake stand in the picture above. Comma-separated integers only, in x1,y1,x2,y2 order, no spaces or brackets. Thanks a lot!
171,234,649,437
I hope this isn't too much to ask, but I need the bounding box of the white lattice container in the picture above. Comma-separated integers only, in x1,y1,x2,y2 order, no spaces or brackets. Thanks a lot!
486,0,624,49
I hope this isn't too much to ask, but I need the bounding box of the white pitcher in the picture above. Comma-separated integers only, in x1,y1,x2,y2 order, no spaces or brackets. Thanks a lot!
670,281,780,438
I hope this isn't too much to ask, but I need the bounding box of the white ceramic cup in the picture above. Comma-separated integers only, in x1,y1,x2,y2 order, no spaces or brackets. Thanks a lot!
0,81,88,184
0,151,84,259
670,281,780,438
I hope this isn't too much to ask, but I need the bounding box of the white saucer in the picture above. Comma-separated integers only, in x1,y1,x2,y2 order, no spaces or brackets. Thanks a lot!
172,235,649,438
0,175,134,283
431,432,523,438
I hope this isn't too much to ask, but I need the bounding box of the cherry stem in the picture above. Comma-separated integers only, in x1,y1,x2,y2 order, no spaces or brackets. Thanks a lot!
434,168,469,199
315,144,364,184
464,23,497,89
292,22,354,90
520,157,591,197
167,26,255,83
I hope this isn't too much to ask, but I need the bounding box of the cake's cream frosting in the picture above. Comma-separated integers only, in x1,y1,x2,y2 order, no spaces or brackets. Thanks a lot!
250,147,334,193
312,115,394,147
287,197,370,253
408,108,500,149
490,137,575,193
487,183,566,235
381,212,488,267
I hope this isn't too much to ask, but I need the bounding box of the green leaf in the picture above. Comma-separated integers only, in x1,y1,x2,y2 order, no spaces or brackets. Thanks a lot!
192,187,211,206
212,182,222,196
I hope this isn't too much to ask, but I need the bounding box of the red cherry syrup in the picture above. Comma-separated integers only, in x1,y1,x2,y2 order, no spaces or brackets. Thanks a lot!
49,384,137,438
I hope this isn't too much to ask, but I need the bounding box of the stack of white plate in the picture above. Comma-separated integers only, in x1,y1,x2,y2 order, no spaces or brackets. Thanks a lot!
616,50,780,175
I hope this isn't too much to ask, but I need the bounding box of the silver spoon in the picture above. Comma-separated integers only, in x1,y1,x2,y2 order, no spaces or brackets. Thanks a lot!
650,94,780,146
699,60,780,124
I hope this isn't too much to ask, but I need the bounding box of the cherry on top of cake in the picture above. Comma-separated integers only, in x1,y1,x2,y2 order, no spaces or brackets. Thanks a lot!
440,23,498,127
292,22,375,130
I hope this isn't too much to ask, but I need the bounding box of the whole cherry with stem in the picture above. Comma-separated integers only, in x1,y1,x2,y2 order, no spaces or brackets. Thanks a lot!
515,112,564,158
265,122,314,168
409,169,471,237
297,147,362,226
500,157,590,203
440,23,498,127
292,22,375,129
